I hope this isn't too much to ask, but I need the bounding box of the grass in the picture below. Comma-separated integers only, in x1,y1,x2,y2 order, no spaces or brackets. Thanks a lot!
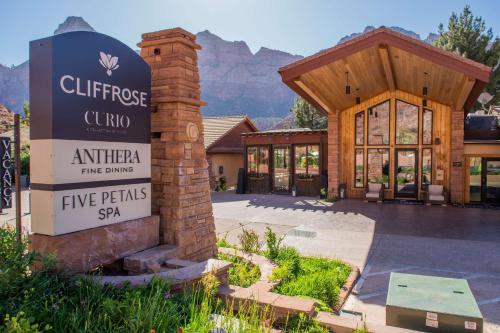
217,252,261,287
0,226,335,333
264,227,351,310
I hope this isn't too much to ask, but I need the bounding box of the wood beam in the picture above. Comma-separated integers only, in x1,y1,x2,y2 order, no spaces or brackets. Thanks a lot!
455,77,476,111
294,79,334,113
378,44,396,91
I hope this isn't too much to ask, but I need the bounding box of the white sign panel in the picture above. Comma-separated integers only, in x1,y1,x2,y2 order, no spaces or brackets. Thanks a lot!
31,183,151,235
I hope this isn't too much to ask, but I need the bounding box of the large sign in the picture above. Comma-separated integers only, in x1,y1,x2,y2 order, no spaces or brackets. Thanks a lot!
30,31,151,235
0,137,12,209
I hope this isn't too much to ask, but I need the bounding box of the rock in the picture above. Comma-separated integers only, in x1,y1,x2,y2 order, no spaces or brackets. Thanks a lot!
54,16,95,35
145,262,162,274
29,216,160,273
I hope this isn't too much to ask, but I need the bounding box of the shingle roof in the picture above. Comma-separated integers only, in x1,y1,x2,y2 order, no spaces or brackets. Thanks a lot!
202,116,257,149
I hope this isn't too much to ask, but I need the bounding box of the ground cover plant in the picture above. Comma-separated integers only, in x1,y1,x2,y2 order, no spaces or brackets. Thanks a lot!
264,228,351,310
0,225,339,333
217,252,261,287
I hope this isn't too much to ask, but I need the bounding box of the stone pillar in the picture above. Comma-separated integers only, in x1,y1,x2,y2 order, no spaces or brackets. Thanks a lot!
450,107,465,204
327,110,340,198
138,28,217,261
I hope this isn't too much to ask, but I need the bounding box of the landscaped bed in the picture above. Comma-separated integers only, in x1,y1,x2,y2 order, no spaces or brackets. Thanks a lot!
219,227,354,312
217,252,261,287
2,225,351,333
271,254,351,310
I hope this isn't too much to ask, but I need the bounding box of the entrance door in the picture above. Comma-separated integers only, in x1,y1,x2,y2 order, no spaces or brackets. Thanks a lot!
273,145,290,193
395,149,418,199
483,158,500,202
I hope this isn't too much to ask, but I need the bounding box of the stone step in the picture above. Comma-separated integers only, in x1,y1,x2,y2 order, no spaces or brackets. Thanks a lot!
165,258,197,269
95,259,232,289
123,244,178,274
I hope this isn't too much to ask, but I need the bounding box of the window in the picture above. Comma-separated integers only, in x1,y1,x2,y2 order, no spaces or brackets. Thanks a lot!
247,146,269,175
367,149,389,188
355,148,364,188
396,100,419,144
295,145,320,176
355,111,364,145
422,108,433,145
368,100,390,145
422,148,432,190
469,157,482,202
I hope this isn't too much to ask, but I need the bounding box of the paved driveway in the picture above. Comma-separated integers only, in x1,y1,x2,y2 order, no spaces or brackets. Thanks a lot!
212,191,500,332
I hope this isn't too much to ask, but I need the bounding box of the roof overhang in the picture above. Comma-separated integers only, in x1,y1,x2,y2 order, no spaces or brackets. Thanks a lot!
279,28,492,115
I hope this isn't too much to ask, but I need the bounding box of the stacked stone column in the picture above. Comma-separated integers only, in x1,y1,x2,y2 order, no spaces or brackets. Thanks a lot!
327,110,341,198
450,107,465,204
139,28,217,261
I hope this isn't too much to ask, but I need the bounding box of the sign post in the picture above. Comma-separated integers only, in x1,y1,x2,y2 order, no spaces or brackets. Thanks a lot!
14,115,21,241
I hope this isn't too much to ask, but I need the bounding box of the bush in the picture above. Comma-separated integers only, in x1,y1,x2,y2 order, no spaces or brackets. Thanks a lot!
20,148,29,176
272,257,350,308
284,313,328,333
238,226,260,255
264,227,284,261
217,253,261,287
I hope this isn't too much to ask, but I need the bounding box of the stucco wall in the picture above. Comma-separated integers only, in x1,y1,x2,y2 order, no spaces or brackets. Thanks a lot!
208,153,243,188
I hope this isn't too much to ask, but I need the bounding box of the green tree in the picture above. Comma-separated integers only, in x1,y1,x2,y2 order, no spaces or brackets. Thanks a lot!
289,96,327,129
21,102,30,127
434,5,500,108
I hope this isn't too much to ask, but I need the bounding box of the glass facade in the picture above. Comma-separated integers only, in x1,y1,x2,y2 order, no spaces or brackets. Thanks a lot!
247,146,269,175
368,100,390,145
422,109,433,145
396,100,419,145
422,148,432,191
367,148,390,188
295,145,320,176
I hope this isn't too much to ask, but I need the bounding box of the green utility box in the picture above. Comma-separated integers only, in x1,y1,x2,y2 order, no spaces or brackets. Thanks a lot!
386,273,483,332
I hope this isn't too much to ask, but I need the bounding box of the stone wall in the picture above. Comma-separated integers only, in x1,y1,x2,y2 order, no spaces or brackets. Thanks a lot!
139,28,217,261
327,111,340,197
450,107,465,204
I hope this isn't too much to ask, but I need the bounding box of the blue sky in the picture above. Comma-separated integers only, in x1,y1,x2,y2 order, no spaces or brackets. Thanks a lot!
1,0,499,66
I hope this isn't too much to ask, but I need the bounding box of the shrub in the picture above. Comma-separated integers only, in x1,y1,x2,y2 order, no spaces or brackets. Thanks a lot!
217,253,261,287
284,313,328,333
217,232,231,248
20,148,29,176
272,257,350,308
264,227,284,261
238,226,260,255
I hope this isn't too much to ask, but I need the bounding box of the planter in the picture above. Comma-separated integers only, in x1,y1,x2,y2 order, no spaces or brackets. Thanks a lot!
296,177,314,182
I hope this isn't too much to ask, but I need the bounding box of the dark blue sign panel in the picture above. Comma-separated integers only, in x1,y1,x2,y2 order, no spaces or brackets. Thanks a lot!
30,31,151,143
0,137,12,209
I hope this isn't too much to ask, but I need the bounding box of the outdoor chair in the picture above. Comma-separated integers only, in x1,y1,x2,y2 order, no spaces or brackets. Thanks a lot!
425,185,447,206
365,183,384,203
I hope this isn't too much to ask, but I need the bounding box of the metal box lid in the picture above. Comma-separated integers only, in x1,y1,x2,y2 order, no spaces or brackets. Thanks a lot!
386,273,482,318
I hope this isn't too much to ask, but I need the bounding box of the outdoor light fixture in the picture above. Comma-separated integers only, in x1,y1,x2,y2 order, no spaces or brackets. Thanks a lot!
345,71,351,95
422,72,428,107
355,88,360,104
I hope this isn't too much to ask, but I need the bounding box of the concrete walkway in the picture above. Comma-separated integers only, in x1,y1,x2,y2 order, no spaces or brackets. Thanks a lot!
212,191,500,333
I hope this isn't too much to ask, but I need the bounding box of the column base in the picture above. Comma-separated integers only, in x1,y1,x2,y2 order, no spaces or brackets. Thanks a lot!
29,216,160,273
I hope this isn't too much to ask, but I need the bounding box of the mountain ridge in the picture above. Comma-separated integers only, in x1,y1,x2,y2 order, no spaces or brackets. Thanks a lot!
0,17,440,129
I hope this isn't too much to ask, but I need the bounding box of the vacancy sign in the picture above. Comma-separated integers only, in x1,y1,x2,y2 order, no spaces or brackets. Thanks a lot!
30,31,151,235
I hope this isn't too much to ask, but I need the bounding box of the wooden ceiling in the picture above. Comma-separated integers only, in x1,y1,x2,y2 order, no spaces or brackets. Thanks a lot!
280,28,491,114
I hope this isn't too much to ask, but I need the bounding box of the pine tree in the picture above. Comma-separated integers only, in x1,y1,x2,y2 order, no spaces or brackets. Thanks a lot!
289,96,327,129
434,5,500,108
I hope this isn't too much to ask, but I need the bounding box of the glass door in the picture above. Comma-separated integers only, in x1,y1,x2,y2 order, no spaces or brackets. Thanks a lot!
484,159,500,202
395,149,418,199
273,145,290,193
